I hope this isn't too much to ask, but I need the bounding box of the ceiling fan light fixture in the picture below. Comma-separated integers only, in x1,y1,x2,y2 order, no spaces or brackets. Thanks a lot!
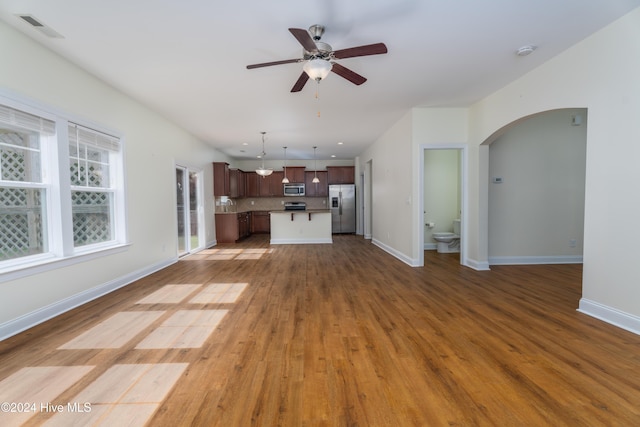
303,59,332,81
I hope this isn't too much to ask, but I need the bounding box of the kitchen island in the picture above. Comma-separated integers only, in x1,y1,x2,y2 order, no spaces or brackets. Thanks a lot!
270,210,332,244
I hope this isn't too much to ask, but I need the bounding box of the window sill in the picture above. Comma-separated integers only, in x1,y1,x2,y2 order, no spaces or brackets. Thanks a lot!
0,243,131,284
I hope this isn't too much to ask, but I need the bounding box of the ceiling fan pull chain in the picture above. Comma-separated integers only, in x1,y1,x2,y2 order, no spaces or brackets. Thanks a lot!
316,80,321,117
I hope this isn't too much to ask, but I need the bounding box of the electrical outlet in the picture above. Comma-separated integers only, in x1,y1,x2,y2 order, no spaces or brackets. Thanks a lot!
570,239,577,248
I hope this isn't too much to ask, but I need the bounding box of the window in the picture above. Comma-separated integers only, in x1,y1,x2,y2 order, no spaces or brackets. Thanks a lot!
68,124,120,248
0,105,53,262
0,96,126,276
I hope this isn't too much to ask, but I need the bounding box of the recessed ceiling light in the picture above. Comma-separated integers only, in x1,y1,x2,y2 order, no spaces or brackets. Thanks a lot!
337,141,344,145
331,154,336,158
516,45,537,56
242,142,248,146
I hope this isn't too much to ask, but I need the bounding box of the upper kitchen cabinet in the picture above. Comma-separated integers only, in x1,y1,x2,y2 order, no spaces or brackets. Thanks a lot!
246,172,259,197
270,171,285,196
305,170,328,197
213,162,230,196
326,166,355,184
284,166,305,184
229,168,245,198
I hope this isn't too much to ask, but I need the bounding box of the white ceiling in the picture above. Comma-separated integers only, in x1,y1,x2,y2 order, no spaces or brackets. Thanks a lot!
1,0,639,160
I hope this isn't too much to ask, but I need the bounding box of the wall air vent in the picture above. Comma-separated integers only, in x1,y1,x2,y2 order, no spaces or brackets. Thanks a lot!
16,14,64,38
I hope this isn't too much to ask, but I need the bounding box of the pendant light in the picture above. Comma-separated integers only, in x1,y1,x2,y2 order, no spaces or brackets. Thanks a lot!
255,131,273,177
282,146,289,183
312,146,320,183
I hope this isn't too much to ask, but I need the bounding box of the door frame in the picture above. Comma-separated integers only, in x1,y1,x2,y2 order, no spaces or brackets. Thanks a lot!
419,144,468,267
175,164,204,257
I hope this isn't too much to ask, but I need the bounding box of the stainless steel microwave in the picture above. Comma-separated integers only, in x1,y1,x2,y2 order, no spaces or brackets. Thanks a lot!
283,183,305,196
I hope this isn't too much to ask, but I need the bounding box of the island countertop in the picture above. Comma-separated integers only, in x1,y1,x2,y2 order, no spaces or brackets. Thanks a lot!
269,209,330,214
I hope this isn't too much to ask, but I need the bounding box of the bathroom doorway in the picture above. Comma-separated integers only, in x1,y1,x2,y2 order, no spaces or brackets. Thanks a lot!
420,145,467,266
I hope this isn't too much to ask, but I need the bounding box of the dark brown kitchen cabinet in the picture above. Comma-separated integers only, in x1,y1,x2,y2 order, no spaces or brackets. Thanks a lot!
251,211,270,233
238,212,250,239
246,172,260,197
245,171,285,197
326,166,354,184
284,166,305,183
229,169,245,198
270,171,284,196
215,212,250,243
305,170,328,197
258,173,272,197
213,162,230,196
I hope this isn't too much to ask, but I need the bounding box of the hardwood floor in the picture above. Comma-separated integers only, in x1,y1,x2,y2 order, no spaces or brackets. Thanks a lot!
1,234,639,426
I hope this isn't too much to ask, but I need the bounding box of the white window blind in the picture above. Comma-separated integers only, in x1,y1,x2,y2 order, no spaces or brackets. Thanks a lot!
68,123,120,152
0,104,55,135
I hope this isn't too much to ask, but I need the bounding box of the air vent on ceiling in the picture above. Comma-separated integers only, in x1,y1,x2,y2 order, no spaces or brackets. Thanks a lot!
16,14,64,38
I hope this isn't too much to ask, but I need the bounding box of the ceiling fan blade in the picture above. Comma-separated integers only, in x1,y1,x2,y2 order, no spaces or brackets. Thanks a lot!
246,58,301,69
330,62,367,85
333,43,388,59
289,28,318,53
291,72,310,92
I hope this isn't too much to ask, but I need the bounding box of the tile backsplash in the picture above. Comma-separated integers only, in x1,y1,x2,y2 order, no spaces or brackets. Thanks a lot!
232,197,328,212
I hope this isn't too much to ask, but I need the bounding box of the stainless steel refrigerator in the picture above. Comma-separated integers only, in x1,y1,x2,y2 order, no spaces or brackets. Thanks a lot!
329,184,356,234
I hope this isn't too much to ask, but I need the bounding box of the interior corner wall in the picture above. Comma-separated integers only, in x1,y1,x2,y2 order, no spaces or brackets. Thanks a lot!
468,8,640,332
359,111,415,264
0,21,219,337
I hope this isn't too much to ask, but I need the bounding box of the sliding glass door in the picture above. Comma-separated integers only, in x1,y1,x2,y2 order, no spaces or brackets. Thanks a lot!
176,166,203,256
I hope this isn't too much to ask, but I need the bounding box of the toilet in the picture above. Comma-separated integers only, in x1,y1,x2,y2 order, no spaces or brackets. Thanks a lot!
432,219,461,253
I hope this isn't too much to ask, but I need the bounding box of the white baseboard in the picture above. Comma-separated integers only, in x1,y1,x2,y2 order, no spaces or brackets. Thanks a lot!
424,243,437,250
489,255,583,265
371,238,419,267
578,298,640,336
465,258,491,271
270,238,333,244
0,257,177,341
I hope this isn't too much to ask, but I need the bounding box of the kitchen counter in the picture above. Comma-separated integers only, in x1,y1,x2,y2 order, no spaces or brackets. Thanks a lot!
270,210,332,244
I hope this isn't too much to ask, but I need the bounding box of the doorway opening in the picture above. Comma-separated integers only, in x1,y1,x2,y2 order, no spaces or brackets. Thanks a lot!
420,145,467,267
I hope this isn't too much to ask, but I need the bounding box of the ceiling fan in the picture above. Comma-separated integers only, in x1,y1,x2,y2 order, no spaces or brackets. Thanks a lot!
246,25,388,92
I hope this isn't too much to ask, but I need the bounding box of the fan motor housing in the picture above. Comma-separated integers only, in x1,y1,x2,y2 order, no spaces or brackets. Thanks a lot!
303,41,333,60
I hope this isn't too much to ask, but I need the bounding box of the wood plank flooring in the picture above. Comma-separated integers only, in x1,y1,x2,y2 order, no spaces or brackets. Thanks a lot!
1,234,639,426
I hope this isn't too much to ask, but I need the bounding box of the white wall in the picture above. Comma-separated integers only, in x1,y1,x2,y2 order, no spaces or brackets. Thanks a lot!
488,109,587,263
0,21,221,337
360,111,415,264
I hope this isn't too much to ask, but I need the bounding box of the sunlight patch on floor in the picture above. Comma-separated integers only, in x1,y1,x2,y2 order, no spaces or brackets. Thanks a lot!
135,310,228,349
0,366,94,425
58,311,165,349
189,283,248,304
183,247,271,261
135,284,201,304
44,363,187,426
